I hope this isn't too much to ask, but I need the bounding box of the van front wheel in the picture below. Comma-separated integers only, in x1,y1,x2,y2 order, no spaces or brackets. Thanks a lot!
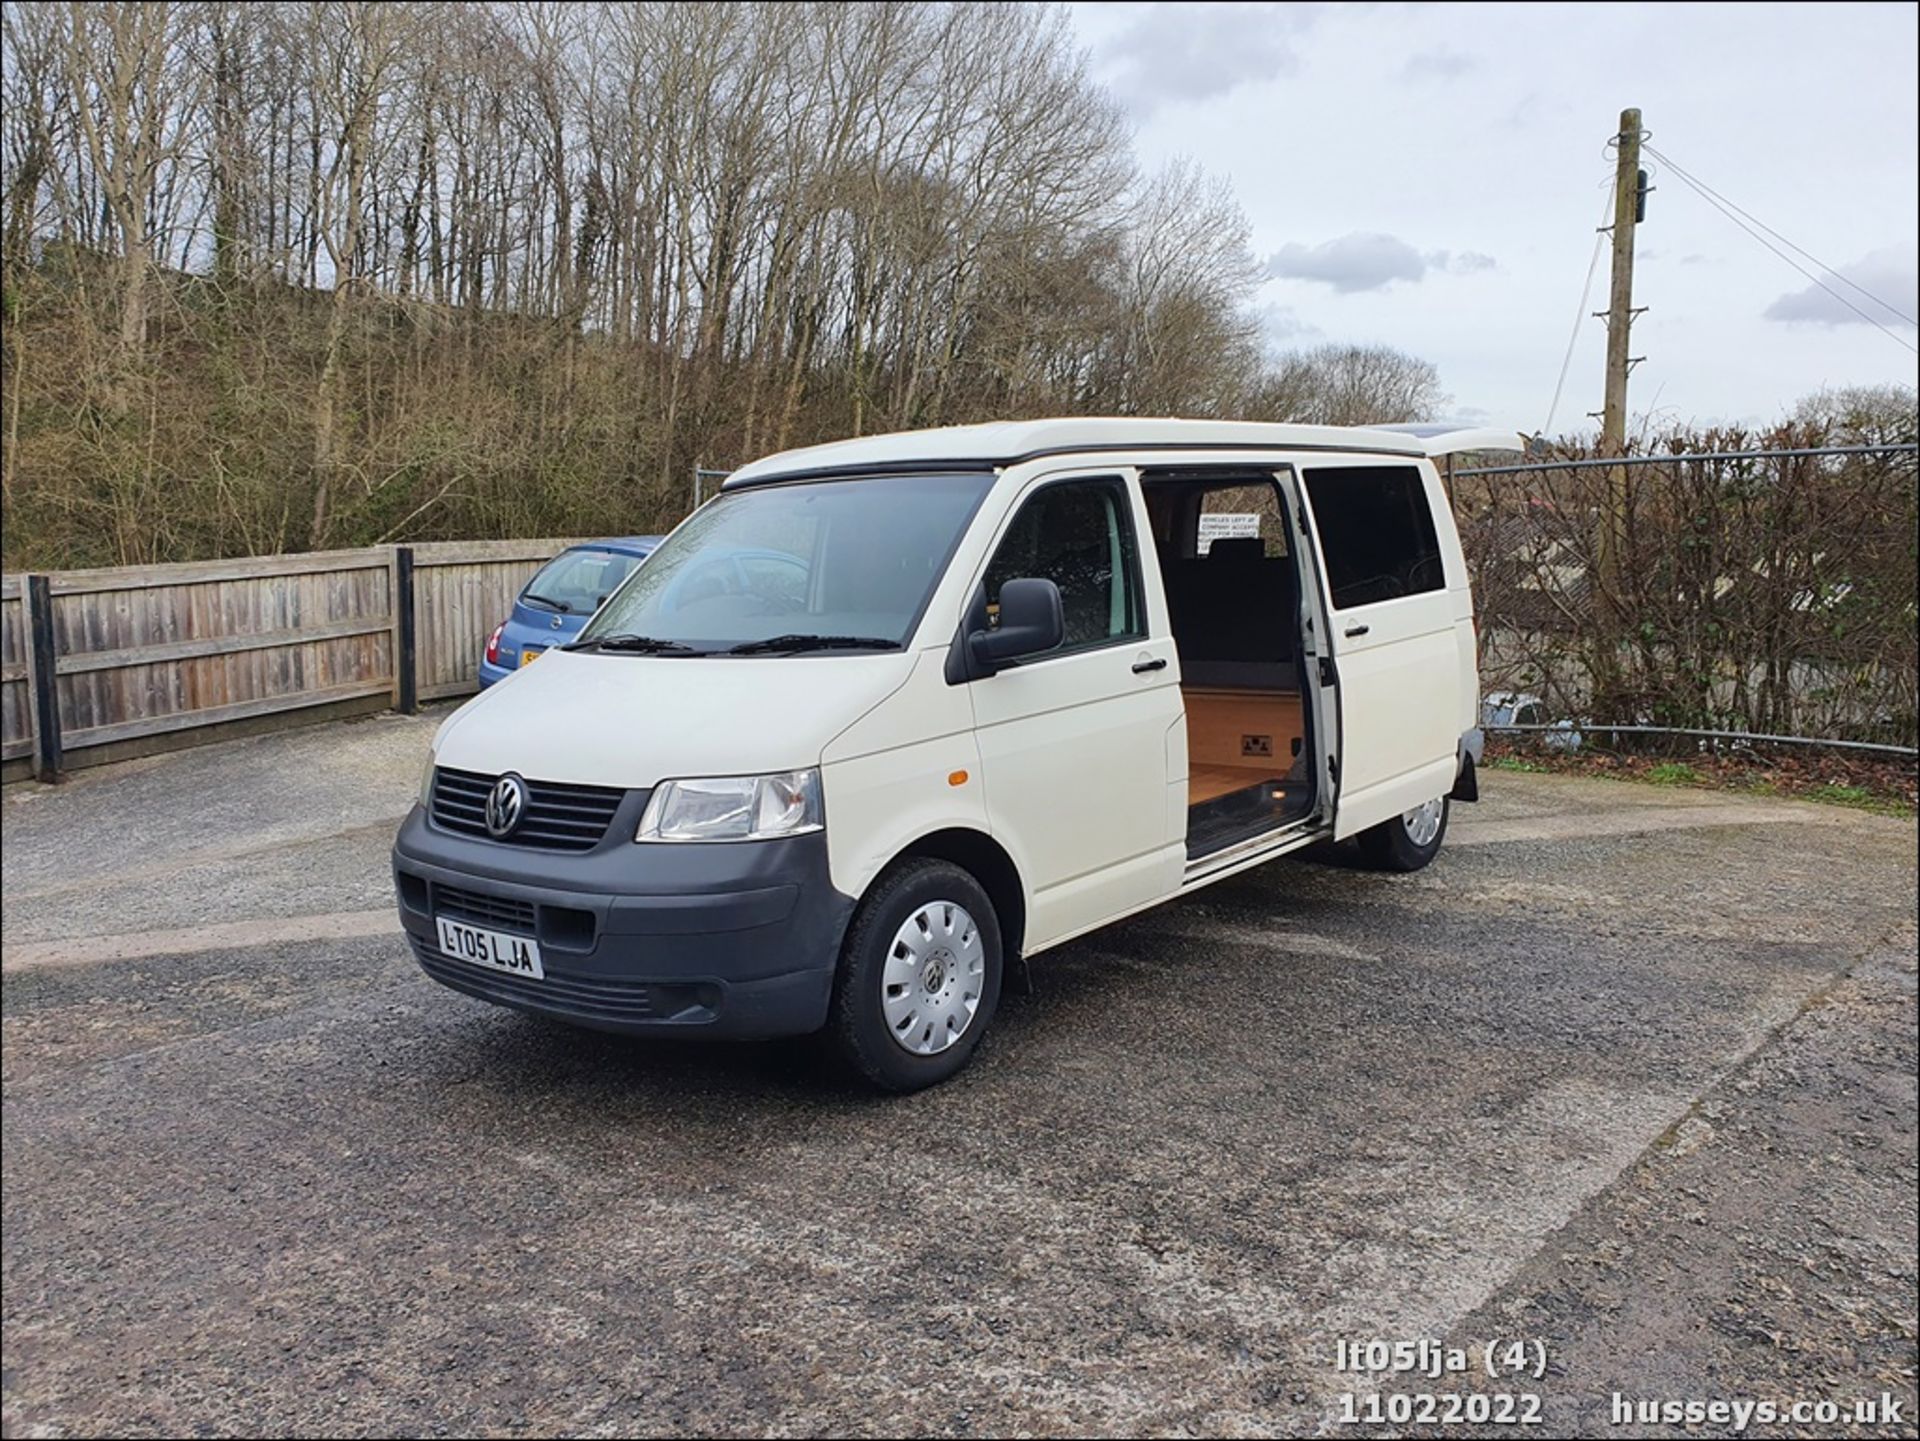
1357,796,1450,872
829,858,1003,1092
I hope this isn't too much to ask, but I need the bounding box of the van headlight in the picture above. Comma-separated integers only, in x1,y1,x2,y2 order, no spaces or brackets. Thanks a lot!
418,752,437,807
636,768,823,843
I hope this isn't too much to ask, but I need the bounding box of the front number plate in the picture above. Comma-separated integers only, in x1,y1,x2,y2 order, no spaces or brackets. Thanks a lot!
436,916,544,979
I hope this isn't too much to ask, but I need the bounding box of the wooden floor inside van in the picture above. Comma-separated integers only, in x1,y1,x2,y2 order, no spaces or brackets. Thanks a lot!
1183,688,1305,803
1183,686,1313,858
1190,763,1267,805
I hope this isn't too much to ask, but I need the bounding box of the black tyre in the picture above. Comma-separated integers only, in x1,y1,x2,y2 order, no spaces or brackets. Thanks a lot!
829,858,1003,1092
1356,795,1450,872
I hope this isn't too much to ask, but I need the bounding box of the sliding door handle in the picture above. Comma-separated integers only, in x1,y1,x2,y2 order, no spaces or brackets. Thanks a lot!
1343,624,1371,638
1132,657,1168,674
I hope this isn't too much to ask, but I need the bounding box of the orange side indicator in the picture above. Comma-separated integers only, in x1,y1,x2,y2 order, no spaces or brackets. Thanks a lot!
948,770,969,787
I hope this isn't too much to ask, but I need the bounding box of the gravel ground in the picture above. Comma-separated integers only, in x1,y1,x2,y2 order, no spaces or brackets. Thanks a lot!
2,716,1915,1437
1394,942,1918,1439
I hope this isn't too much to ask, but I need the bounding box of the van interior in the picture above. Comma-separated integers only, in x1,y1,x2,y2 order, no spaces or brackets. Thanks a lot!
1143,473,1316,860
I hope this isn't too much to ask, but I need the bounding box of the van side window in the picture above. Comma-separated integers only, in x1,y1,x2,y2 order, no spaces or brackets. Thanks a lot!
983,478,1145,653
1303,465,1444,609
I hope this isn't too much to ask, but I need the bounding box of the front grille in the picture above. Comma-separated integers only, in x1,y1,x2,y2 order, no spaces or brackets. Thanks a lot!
433,883,535,933
430,767,625,851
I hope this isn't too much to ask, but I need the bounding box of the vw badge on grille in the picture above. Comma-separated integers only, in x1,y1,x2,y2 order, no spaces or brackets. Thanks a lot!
484,773,529,838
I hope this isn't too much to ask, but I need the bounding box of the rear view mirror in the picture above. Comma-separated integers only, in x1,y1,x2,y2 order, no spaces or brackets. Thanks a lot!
968,577,1064,673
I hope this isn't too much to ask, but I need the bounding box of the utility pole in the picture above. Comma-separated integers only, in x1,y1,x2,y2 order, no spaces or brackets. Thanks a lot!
1595,106,1645,638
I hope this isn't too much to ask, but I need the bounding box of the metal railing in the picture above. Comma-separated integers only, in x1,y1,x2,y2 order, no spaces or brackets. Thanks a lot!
1450,441,1918,480
1484,722,1917,758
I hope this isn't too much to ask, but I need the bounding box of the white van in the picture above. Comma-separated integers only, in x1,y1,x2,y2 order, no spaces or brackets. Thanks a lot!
394,418,1518,1089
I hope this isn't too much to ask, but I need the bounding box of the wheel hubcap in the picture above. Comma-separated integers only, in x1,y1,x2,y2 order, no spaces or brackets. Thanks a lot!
1402,797,1445,848
882,900,985,1056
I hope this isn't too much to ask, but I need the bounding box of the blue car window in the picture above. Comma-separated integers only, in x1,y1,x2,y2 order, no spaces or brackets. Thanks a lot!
524,550,639,614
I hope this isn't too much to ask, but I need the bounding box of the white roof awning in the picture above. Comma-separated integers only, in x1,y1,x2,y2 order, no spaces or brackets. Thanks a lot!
1365,423,1527,458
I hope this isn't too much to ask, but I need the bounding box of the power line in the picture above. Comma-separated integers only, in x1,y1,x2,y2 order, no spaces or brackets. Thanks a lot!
1655,159,1917,354
1645,142,1917,327
1642,148,1916,355
1542,180,1615,438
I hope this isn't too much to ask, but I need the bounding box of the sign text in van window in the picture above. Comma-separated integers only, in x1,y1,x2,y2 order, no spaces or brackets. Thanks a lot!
1198,483,1291,558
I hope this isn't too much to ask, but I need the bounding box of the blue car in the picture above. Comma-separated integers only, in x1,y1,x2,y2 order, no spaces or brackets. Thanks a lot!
479,537,664,688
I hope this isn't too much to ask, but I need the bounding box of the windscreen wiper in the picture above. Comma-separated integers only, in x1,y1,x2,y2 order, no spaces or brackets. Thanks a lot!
724,634,900,655
562,633,702,654
522,591,571,613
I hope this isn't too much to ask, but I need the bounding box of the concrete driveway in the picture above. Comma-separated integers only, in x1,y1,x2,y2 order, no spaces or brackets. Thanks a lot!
3,713,1915,1437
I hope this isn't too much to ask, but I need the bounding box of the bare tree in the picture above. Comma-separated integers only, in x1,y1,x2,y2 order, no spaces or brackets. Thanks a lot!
303,0,411,546
61,0,203,413
1792,383,1919,448
1250,343,1446,426
1,0,1450,566
1108,159,1263,415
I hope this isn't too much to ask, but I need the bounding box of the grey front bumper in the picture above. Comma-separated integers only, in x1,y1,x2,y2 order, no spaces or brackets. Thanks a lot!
392,805,855,1038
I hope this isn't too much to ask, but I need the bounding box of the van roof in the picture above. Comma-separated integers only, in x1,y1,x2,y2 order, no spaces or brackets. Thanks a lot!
723,418,1523,489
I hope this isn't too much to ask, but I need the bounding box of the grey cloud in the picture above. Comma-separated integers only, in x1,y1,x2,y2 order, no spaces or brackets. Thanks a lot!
1268,233,1426,292
1266,234,1496,292
1094,2,1319,115
1762,245,1917,328
1402,49,1476,81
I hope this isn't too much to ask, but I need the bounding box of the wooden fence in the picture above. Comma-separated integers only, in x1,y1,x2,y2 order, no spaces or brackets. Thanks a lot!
1,540,577,781
1,577,29,769
413,540,582,702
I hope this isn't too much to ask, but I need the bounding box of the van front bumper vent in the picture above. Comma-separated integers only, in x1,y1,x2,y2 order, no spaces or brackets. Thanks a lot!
429,767,626,851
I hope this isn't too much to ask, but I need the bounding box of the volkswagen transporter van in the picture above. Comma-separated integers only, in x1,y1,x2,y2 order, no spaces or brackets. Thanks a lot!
393,418,1519,1090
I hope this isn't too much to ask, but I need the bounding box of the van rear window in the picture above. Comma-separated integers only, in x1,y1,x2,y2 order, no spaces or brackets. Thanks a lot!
1303,466,1444,609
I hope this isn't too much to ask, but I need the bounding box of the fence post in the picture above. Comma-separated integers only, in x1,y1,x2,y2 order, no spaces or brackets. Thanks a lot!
25,573,63,782
394,545,418,715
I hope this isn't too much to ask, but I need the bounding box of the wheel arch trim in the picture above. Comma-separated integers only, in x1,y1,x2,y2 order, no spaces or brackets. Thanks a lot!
878,827,1028,960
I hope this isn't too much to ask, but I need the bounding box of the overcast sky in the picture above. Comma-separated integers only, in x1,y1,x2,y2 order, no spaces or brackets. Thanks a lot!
1065,1,1920,434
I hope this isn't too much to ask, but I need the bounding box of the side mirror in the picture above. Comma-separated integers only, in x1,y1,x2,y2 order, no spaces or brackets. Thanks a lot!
968,577,1064,673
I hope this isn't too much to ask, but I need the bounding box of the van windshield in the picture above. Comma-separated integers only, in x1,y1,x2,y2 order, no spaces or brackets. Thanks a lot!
574,473,992,655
